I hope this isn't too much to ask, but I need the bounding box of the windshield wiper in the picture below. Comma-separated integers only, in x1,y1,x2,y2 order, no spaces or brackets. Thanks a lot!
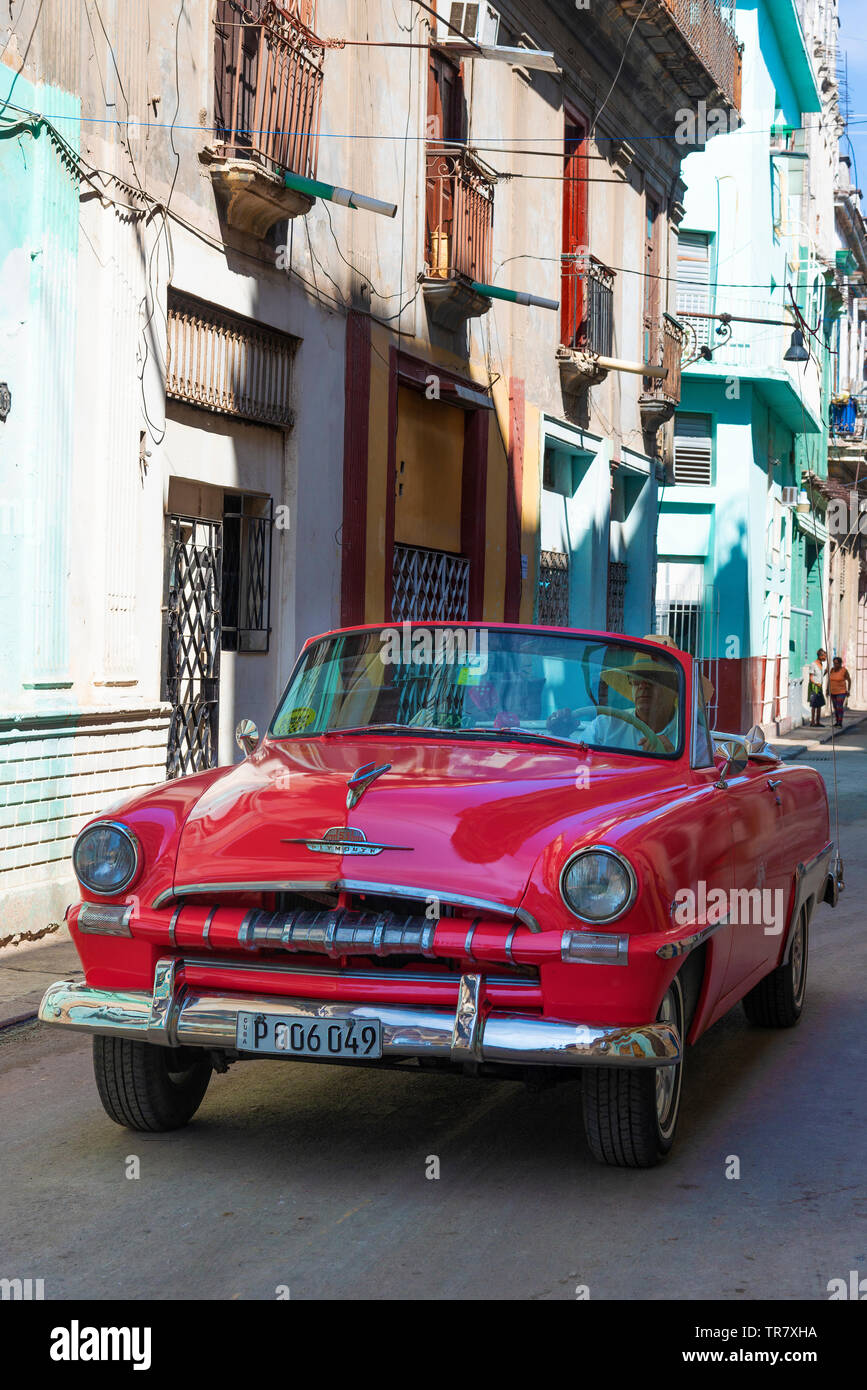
320,723,587,752
460,727,588,752
321,723,458,738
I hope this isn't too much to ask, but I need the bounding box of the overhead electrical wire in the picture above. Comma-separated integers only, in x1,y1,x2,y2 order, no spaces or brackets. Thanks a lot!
3,94,840,303
0,106,816,143
590,0,650,140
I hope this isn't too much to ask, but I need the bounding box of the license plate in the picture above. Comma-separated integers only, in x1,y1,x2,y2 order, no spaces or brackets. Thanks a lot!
235,1011,382,1060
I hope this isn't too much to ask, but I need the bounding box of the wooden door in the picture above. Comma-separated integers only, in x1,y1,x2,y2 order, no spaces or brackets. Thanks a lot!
562,118,588,347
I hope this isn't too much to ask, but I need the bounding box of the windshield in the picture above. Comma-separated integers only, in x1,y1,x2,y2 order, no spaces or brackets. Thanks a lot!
270,627,685,758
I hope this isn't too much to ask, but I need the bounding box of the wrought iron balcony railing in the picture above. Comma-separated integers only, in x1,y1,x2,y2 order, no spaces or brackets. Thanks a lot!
562,255,615,356
657,0,742,109
213,0,324,181
425,143,496,284
644,314,686,405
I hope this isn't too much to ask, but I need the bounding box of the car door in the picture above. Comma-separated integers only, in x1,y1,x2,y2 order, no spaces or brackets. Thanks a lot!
717,754,788,995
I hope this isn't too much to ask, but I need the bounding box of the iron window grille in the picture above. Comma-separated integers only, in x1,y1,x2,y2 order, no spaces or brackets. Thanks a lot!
606,561,628,633
163,515,223,778
222,494,273,652
655,598,702,655
538,550,570,627
392,544,470,623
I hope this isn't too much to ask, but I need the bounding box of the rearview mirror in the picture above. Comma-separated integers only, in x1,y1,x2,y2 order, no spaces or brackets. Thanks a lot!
235,719,260,756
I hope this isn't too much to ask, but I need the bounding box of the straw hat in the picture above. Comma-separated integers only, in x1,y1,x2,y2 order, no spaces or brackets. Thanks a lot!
602,644,681,701
607,633,714,703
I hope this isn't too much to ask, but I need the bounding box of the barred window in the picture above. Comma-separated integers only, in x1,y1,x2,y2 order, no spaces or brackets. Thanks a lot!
222,494,273,653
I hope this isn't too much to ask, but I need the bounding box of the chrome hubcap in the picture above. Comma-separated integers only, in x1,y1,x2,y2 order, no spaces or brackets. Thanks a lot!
655,990,679,1131
791,918,805,999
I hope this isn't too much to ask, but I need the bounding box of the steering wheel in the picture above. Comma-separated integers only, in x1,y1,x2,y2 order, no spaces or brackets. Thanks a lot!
549,704,668,753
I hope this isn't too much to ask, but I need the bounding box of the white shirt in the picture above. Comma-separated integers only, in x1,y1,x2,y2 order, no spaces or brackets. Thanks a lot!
580,711,679,752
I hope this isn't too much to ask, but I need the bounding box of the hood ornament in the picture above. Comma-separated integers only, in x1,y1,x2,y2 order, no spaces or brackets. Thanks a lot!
347,761,392,810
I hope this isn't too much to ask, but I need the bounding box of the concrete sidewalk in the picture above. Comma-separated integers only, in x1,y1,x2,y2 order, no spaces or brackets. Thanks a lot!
771,708,867,761
0,926,82,1030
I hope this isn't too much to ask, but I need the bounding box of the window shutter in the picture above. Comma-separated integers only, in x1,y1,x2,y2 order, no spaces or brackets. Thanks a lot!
673,412,713,485
676,232,711,347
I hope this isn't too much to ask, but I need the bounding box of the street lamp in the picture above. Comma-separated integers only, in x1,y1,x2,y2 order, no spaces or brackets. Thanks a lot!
783,328,810,362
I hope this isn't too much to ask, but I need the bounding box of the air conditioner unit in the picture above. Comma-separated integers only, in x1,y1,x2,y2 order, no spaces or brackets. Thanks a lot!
781,486,799,506
439,2,500,49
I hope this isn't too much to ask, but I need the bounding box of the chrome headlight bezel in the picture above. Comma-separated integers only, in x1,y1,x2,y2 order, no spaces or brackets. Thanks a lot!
558,844,637,925
72,821,141,898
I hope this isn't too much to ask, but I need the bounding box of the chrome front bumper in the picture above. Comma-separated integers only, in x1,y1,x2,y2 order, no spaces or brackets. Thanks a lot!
38,960,680,1068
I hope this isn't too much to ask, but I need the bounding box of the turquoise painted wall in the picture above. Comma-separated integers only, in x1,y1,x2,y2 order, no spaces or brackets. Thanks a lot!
658,0,827,681
0,73,80,709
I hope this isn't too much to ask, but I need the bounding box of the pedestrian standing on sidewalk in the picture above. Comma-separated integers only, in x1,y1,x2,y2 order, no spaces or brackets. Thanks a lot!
808,649,827,727
827,657,851,728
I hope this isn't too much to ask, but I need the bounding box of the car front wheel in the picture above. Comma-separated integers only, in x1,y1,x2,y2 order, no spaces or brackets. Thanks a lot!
93,1037,212,1132
581,975,685,1169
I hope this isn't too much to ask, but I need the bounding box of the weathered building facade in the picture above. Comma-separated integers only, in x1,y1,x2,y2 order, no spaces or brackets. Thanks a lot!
659,0,838,732
1,0,346,936
824,153,867,705
1,0,740,938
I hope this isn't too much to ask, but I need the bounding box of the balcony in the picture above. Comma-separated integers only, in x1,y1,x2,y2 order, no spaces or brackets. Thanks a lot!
660,0,741,107
829,397,867,468
678,294,825,435
830,398,863,438
557,256,616,389
615,0,741,114
639,314,686,431
205,0,324,238
422,144,497,330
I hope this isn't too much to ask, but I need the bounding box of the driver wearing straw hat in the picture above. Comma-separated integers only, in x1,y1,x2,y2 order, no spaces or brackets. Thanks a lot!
547,635,703,753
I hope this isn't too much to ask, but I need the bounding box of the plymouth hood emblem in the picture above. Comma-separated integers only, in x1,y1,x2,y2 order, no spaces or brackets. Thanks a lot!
281,825,412,857
347,761,392,810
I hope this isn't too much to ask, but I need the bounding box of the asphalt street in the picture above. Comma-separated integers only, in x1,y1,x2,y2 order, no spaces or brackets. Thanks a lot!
1,732,865,1301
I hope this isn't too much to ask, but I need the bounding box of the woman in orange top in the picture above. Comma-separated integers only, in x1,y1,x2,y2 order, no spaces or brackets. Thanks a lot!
827,657,851,727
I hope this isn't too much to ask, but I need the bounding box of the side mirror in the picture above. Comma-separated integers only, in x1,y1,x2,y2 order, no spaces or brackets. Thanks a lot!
714,737,749,788
235,719,260,756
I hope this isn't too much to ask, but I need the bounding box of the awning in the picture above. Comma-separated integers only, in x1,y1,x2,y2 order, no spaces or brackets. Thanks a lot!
795,510,828,543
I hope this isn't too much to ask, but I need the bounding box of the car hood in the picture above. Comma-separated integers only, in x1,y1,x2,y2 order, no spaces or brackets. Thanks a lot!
173,735,667,908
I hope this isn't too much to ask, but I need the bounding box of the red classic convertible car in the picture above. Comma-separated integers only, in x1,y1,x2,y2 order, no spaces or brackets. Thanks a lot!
40,624,841,1167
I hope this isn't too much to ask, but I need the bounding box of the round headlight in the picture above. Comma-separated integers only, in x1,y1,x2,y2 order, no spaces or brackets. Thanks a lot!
560,847,636,923
73,822,140,896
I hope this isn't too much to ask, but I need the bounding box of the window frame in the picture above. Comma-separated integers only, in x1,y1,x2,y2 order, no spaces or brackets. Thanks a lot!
221,491,274,654
691,660,716,767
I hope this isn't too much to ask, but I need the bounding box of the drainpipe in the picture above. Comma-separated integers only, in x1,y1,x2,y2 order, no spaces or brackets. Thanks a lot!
470,282,559,311
283,171,398,218
594,357,667,378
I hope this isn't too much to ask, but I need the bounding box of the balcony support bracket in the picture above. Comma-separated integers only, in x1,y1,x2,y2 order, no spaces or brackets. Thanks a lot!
422,274,492,331
557,346,609,389
202,152,315,238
